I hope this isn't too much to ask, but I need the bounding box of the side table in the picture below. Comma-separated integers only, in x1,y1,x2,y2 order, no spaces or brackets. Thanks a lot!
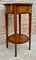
3,3,32,57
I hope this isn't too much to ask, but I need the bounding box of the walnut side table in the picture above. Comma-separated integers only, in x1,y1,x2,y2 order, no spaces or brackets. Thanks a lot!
3,3,32,57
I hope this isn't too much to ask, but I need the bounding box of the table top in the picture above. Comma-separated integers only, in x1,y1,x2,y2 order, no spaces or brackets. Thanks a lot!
3,2,32,14
0,2,33,5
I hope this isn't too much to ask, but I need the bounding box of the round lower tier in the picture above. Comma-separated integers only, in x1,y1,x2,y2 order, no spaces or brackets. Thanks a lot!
8,34,29,44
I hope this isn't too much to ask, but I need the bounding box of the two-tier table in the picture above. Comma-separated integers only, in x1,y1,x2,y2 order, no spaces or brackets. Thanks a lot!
3,3,32,57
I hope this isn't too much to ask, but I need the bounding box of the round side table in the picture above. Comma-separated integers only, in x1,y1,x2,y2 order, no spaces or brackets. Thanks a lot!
3,3,32,57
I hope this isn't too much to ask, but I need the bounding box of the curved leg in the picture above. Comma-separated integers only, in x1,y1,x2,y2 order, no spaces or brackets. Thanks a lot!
5,13,8,48
29,13,32,50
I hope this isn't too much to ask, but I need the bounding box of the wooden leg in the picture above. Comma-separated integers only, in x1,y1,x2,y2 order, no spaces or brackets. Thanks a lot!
5,14,8,48
29,13,32,50
19,14,21,34
14,6,17,57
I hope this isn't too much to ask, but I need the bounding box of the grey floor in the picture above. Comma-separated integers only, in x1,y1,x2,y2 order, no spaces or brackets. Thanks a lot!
0,34,36,60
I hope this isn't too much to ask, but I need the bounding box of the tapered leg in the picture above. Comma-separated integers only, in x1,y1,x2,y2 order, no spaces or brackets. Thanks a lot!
14,6,17,57
19,14,21,34
5,14,8,48
29,13,32,50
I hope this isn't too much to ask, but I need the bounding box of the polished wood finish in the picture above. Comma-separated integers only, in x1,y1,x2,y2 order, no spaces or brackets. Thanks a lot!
4,3,32,57
17,6,32,14
8,34,29,44
19,14,21,34
5,5,32,14
5,14,8,48
5,5,13,14
14,5,17,57
29,13,32,50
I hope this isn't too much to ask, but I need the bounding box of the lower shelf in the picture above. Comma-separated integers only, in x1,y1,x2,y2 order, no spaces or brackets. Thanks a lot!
8,34,29,44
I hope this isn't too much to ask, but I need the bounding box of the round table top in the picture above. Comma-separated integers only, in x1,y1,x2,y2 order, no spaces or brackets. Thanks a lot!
0,2,33,5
